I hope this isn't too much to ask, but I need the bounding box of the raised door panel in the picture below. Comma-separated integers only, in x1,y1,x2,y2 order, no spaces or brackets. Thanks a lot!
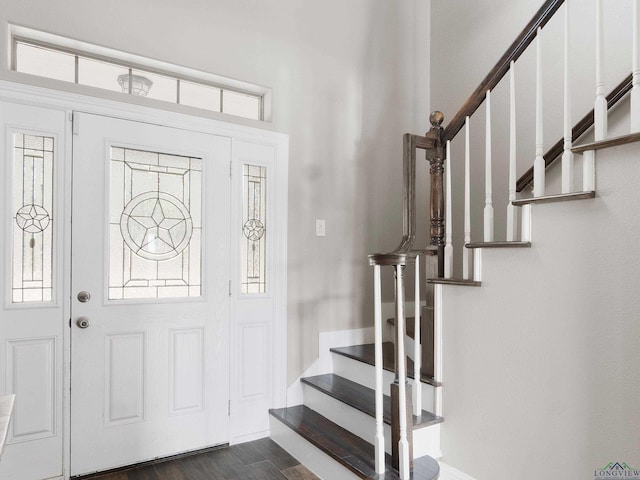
169,328,204,415
105,332,146,426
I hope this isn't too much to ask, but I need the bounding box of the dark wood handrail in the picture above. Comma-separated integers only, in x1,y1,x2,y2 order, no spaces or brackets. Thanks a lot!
442,0,565,143
516,73,632,191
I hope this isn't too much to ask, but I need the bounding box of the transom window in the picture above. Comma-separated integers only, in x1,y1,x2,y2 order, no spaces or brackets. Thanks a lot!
11,32,265,121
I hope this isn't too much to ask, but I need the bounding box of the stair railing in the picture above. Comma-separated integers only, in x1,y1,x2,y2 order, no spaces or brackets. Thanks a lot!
369,114,445,478
439,0,640,280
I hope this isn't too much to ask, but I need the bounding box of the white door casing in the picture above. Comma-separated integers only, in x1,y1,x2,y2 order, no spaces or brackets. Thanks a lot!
70,113,231,476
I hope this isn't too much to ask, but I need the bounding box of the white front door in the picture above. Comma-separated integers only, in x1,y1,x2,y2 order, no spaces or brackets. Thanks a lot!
70,113,230,476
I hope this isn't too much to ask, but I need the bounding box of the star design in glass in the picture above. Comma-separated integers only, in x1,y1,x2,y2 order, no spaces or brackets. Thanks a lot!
128,199,187,254
243,218,265,241
120,192,193,261
15,204,51,233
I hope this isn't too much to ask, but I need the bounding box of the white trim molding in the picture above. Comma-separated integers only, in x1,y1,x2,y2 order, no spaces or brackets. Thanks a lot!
439,462,478,480
286,327,375,407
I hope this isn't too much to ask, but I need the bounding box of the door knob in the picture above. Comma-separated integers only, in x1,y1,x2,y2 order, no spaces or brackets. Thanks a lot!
76,317,91,329
77,291,91,303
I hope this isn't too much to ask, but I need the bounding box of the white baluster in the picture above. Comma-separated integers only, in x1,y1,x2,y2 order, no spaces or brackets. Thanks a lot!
632,0,640,132
583,150,595,191
463,117,471,279
414,255,422,416
433,283,443,417
534,27,545,197
394,266,410,480
373,265,385,474
507,62,517,241
473,249,482,283
562,0,574,193
521,204,532,243
484,90,494,241
594,0,607,141
444,140,453,277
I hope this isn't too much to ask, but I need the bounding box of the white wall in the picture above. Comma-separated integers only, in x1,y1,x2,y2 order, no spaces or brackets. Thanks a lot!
439,142,640,479
431,0,632,275
0,0,431,382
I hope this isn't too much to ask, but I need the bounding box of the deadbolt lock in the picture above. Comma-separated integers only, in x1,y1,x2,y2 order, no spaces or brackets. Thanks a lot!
76,317,91,329
77,291,91,303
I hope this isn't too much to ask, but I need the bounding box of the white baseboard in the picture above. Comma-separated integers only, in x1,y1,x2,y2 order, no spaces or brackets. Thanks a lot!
285,307,424,407
286,327,375,406
229,429,269,445
438,462,478,480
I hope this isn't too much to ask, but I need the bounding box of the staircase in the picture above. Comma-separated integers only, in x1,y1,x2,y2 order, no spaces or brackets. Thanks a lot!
269,0,640,478
270,341,442,480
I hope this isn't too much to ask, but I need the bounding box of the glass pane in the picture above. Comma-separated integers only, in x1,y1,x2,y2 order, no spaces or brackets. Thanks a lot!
132,69,178,102
109,147,202,300
223,90,261,120
241,165,266,294
179,80,221,112
12,133,55,303
78,57,129,93
16,42,75,83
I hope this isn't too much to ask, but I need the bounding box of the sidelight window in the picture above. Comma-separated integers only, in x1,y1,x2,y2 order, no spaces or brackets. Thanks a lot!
241,165,267,294
11,133,55,303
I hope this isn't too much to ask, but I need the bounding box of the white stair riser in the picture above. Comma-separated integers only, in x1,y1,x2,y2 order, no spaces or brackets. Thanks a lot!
270,415,360,480
406,336,415,361
303,384,441,459
332,353,436,412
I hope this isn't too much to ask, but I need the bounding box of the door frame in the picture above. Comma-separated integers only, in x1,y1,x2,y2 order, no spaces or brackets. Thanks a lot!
0,80,288,479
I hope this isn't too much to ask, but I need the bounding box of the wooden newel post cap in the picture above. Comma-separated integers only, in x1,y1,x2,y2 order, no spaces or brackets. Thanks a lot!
425,111,444,160
429,111,444,128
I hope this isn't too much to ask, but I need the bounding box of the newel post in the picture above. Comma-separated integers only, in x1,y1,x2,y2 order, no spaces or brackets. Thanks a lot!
426,111,445,277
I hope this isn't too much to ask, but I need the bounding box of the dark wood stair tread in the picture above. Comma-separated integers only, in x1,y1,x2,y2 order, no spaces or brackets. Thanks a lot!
426,278,481,286
270,405,440,480
301,374,443,429
330,343,441,387
466,241,531,249
512,190,595,205
572,131,640,153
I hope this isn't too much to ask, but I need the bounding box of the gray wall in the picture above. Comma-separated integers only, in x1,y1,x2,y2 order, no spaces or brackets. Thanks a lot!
440,142,640,479
430,1,640,477
0,0,431,383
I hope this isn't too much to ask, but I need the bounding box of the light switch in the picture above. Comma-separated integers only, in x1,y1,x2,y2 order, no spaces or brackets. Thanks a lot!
315,219,326,237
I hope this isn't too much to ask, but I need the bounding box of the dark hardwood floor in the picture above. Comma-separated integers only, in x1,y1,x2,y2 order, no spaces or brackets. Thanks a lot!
75,437,320,480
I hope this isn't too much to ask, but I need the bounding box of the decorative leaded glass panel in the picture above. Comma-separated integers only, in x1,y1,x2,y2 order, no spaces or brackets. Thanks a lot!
11,133,55,303
241,165,266,294
109,147,202,300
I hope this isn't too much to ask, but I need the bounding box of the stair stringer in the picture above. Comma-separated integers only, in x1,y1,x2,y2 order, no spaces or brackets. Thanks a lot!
437,143,640,480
